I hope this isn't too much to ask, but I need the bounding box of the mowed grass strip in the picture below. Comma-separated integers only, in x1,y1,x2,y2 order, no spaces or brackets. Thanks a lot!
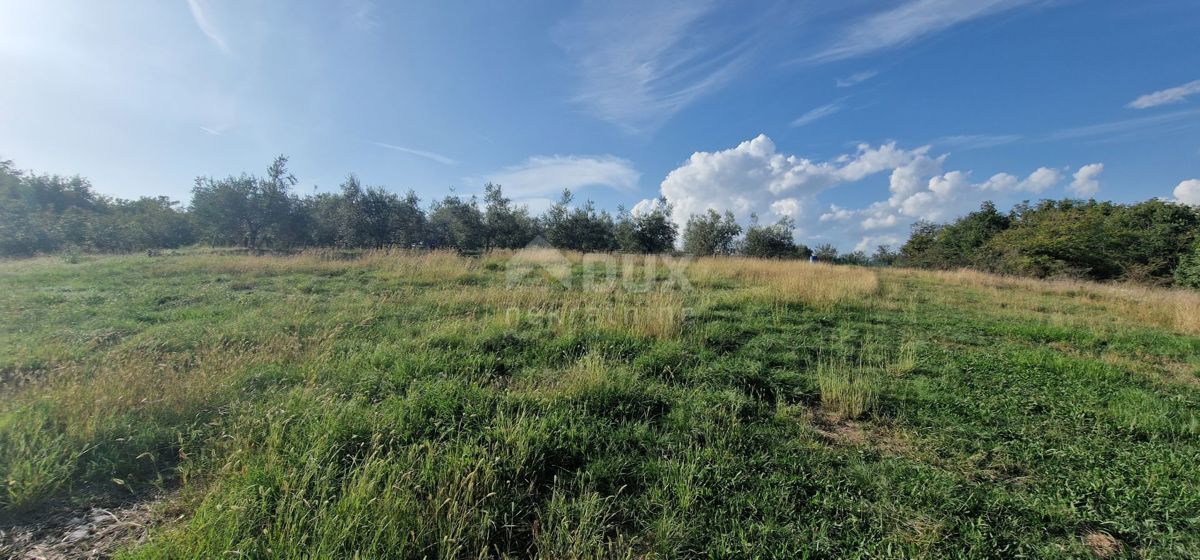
1,250,1198,558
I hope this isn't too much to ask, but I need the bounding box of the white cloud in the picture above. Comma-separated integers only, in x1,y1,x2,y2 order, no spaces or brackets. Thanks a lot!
975,167,1060,193
630,198,667,216
835,70,878,88
790,101,842,127
658,134,927,237
657,134,1084,251
770,198,803,218
553,0,756,132
487,155,640,199
830,159,1069,249
806,0,1040,63
1175,179,1200,206
1068,163,1103,196
186,0,231,56
1128,80,1200,109
819,205,854,223
371,141,457,165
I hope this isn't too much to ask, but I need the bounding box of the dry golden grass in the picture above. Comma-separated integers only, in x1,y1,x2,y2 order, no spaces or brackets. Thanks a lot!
922,268,1200,336
688,257,879,308
153,248,478,284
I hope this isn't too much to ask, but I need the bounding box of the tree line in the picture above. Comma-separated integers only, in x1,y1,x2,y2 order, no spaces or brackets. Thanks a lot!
0,155,841,260
900,200,1200,288
3,155,1199,287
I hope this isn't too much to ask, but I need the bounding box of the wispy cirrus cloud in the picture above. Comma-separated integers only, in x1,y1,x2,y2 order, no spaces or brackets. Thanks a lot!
835,70,878,88
186,0,231,55
1127,79,1200,109
933,133,1023,150
199,124,233,136
485,155,639,198
1042,107,1200,142
371,142,457,165
805,0,1042,64
790,101,843,127
553,0,766,133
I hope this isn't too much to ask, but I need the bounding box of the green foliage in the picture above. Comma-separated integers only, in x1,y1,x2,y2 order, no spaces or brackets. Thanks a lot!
741,217,810,259
900,201,1010,270
428,193,486,252
615,200,677,254
0,159,194,256
482,183,538,249
542,189,618,252
901,199,1200,285
871,244,899,266
808,243,834,262
190,155,303,250
682,209,741,256
1176,242,1200,288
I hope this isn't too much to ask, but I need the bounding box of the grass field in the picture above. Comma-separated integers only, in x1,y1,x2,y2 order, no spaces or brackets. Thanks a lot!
2,249,1199,558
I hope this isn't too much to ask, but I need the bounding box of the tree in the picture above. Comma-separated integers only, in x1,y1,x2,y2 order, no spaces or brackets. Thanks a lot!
483,183,536,249
742,216,809,259
542,189,616,252
428,193,485,252
190,174,259,247
616,200,677,254
1175,242,1200,289
838,250,869,266
189,155,300,250
899,202,1010,270
682,209,741,256
872,245,898,266
813,243,839,262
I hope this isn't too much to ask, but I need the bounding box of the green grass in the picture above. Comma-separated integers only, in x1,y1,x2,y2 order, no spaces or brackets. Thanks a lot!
1,250,1199,558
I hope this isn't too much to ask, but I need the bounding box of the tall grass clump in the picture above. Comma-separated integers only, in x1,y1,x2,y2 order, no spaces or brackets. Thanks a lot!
815,360,883,420
534,480,638,559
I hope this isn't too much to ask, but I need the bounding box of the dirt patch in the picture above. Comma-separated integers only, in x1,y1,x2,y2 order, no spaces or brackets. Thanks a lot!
1081,531,1122,558
809,409,912,456
0,497,167,559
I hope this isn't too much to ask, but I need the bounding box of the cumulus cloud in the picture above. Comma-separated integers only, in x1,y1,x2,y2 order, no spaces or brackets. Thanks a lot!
1128,80,1200,109
1175,179,1200,206
659,134,926,237
630,197,668,216
656,133,1086,251
978,167,1061,193
486,155,639,199
1068,163,1103,196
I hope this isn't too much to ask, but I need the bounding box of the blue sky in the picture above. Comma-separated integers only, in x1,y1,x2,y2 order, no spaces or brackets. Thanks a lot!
1,0,1199,249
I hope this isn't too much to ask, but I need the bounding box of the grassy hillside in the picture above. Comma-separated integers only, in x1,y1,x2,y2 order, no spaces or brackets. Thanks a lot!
2,250,1199,558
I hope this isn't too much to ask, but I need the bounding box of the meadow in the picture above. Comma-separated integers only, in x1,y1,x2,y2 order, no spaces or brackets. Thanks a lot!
1,249,1199,558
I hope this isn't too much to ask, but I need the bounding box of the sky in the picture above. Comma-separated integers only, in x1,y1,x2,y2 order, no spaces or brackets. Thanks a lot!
1,0,1199,250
